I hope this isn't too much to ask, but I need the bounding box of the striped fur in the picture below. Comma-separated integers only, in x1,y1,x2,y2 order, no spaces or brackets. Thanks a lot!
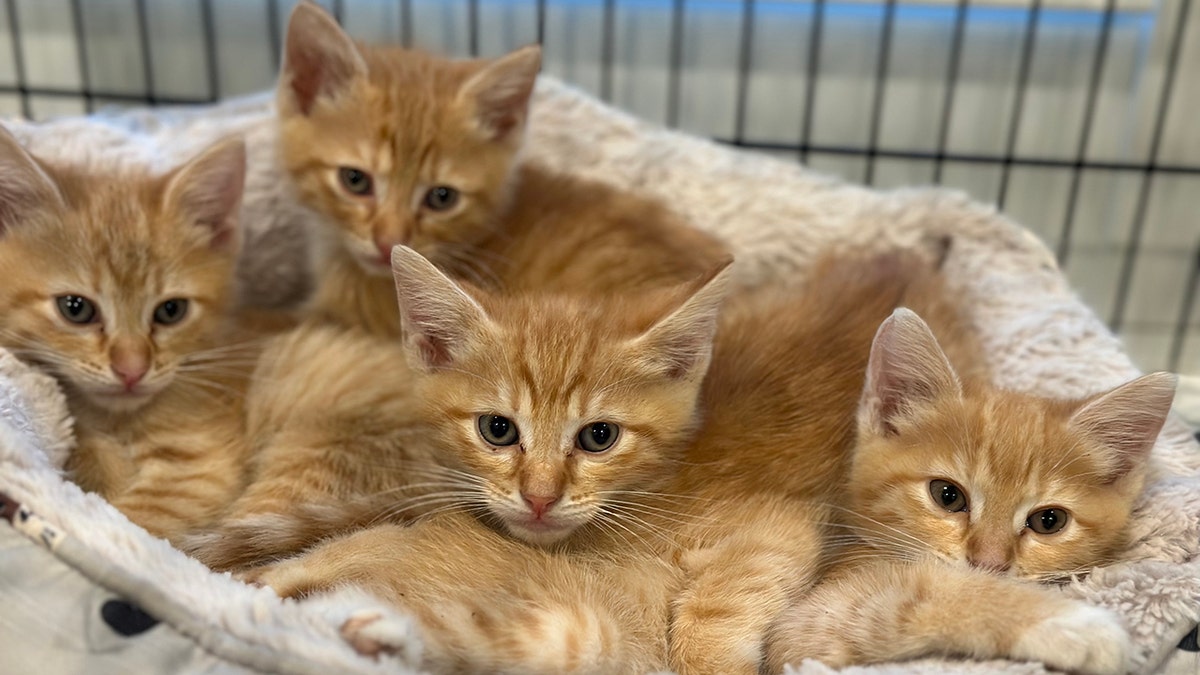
0,127,295,543
228,247,952,674
277,1,727,338
763,311,1175,673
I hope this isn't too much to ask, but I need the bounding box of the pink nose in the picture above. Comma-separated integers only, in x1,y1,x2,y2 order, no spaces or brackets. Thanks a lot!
111,362,147,390
522,493,559,519
375,240,398,263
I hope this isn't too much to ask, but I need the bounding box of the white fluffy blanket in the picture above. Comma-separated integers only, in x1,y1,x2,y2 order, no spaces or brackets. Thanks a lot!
0,77,1198,675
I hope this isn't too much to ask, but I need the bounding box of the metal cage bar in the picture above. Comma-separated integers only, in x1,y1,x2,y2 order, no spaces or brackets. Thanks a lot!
0,0,1195,374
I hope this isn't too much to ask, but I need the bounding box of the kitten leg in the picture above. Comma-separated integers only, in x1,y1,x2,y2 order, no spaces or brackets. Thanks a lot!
183,425,417,571
669,495,826,675
244,515,672,675
185,324,426,570
764,559,1130,675
106,431,246,544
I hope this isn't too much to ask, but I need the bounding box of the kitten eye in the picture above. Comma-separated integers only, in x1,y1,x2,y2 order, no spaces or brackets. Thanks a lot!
338,167,374,196
1027,508,1069,535
478,414,519,446
577,422,619,453
423,186,459,211
153,299,189,325
929,479,968,513
56,295,97,324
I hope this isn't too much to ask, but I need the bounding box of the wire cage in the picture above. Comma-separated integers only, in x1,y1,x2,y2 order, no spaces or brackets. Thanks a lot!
0,0,1197,376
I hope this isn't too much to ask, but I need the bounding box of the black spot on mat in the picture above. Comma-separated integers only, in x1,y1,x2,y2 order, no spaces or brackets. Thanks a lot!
1179,626,1199,652
101,599,160,637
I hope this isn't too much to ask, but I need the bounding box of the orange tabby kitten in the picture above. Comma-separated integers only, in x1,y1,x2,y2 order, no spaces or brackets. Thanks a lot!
188,1,728,566
277,1,726,336
235,246,1156,675
0,126,284,542
225,243,916,667
764,309,1174,674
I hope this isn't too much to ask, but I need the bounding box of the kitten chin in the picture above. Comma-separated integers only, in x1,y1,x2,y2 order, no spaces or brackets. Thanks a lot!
75,381,167,414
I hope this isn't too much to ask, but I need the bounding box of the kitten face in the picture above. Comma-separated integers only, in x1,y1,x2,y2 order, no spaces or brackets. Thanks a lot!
0,131,245,413
850,309,1175,579
391,246,729,547
277,2,539,275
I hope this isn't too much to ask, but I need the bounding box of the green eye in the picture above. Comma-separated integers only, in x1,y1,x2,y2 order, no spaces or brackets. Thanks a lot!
577,422,619,453
478,414,519,446
56,295,97,324
1027,508,1069,535
338,167,374,196
153,299,189,325
929,479,967,513
423,186,459,211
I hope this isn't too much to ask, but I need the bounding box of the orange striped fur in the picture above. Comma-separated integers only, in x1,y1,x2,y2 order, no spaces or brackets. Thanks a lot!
226,246,942,673
0,127,292,542
765,309,1174,673
277,1,727,337
234,243,1168,675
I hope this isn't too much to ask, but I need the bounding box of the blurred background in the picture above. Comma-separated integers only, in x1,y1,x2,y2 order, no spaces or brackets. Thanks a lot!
0,0,1197,388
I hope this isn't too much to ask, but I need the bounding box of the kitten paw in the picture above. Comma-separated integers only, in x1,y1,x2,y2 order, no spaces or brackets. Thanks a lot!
232,566,271,589
341,610,420,661
233,560,322,598
1013,603,1131,675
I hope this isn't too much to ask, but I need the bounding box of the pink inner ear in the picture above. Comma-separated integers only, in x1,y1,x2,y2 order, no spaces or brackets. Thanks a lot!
417,335,453,369
207,222,236,251
288,60,324,115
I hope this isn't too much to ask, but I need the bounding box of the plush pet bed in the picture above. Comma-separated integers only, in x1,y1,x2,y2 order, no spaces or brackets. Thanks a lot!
0,77,1198,675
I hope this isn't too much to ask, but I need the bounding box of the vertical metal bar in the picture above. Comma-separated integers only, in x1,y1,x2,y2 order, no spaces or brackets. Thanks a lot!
536,0,546,45
600,0,615,102
468,0,479,56
331,0,344,22
994,0,1042,208
133,0,157,103
3,0,30,118
1111,0,1192,332
68,0,93,112
799,0,826,162
401,0,413,47
931,0,968,184
666,0,685,128
863,0,898,185
732,0,755,143
267,0,281,72
1055,1,1116,266
199,0,221,101
1168,243,1200,373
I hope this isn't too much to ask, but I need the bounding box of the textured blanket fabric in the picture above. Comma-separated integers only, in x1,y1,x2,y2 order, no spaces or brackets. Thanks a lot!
0,77,1198,674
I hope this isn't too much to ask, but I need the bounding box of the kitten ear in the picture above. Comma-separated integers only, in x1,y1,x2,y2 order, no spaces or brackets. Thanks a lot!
630,258,734,380
457,44,542,141
0,125,64,235
391,245,491,370
161,138,246,252
1068,371,1176,482
279,0,367,115
860,308,962,436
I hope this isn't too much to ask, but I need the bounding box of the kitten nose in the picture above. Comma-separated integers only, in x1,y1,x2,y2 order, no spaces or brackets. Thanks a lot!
522,493,559,518
375,239,401,264
111,361,148,389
